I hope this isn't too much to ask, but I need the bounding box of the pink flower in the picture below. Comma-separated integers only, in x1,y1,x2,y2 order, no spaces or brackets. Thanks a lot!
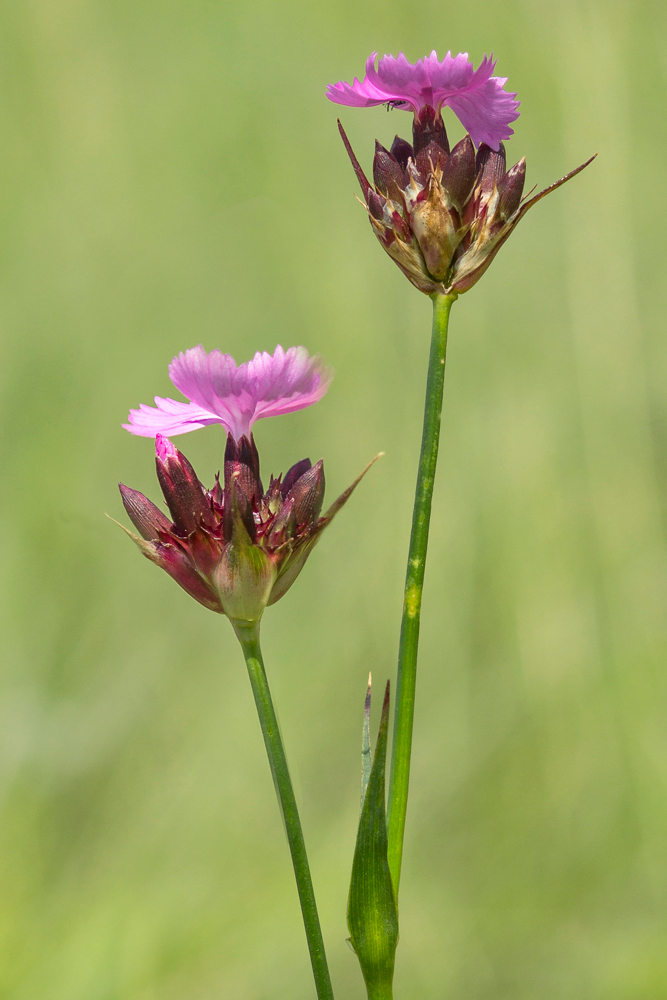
124,345,333,442
327,51,520,151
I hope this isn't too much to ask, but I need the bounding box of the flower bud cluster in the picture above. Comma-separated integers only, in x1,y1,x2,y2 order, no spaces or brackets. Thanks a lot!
119,433,366,624
339,106,594,296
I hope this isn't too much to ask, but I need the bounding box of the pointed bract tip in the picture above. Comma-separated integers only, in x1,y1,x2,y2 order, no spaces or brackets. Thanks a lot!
519,152,597,217
105,512,157,557
337,118,373,199
382,678,391,714
321,452,383,522
119,482,171,541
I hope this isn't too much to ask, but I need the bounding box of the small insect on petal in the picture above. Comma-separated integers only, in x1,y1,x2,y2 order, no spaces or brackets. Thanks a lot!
327,50,520,151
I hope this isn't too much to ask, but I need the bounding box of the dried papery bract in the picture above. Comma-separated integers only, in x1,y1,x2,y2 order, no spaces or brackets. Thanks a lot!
329,50,595,296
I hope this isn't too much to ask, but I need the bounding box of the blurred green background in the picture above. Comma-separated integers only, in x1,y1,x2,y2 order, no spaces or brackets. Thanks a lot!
1,0,666,997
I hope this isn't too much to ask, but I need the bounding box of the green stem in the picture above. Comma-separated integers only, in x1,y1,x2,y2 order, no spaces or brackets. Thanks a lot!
387,292,456,894
233,620,334,1000
366,985,393,1000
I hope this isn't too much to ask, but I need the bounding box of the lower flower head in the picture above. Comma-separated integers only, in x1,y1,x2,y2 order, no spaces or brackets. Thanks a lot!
117,434,376,624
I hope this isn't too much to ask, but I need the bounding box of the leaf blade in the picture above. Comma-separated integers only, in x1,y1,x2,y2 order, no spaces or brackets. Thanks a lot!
348,680,398,997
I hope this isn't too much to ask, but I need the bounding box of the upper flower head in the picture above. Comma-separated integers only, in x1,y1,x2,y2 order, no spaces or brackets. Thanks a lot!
326,51,520,151
124,344,333,443
335,118,596,298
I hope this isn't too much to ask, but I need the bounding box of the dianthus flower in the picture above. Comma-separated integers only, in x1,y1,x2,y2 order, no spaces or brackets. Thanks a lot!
118,345,373,624
327,50,595,297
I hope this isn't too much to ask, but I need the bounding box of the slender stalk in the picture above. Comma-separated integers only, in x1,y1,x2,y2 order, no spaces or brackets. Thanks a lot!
366,985,393,1000
233,620,334,1000
387,292,456,894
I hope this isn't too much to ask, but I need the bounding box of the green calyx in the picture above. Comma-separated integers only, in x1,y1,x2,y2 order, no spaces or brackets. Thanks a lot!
215,483,277,624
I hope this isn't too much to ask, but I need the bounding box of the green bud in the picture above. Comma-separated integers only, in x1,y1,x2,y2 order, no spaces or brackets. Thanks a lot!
348,680,398,999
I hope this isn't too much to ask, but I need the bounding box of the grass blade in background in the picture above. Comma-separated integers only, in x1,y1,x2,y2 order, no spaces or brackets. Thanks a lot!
361,673,372,810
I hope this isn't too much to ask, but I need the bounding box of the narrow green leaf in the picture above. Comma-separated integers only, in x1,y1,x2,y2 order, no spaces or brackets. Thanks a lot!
348,681,398,999
360,673,372,811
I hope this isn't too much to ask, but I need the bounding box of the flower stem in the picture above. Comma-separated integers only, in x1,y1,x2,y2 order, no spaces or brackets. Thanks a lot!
233,620,335,1000
366,984,394,1000
387,291,456,895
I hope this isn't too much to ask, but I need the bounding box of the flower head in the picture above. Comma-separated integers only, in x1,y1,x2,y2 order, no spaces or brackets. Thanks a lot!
327,51,520,151
334,119,595,298
124,345,333,443
117,433,376,623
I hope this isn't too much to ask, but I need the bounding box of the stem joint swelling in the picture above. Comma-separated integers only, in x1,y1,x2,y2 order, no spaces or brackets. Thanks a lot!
387,292,456,895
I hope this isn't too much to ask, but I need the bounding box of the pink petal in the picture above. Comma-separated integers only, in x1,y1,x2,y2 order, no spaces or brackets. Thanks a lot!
123,397,220,437
245,345,333,422
365,52,430,102
424,50,478,91
124,345,333,442
442,59,520,149
325,52,391,108
327,50,520,151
